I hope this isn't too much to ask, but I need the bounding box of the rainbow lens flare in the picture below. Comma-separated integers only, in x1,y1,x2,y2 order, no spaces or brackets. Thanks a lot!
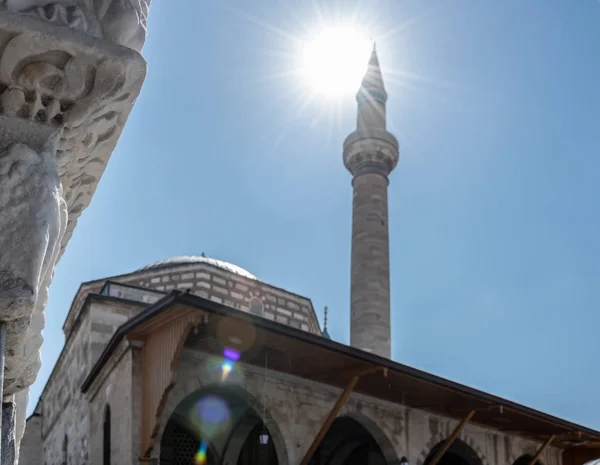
220,348,240,381
221,361,233,382
194,442,208,464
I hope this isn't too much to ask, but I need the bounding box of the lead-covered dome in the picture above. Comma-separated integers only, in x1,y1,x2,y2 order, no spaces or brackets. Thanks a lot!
138,255,258,280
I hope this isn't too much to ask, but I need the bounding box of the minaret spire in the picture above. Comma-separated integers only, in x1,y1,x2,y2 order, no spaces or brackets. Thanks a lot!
355,44,388,131
343,45,399,359
367,41,380,69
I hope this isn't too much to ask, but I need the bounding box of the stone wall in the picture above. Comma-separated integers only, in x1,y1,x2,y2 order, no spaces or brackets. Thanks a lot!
87,341,136,465
19,415,41,465
62,263,322,347
119,264,321,334
157,348,563,465
39,312,91,465
88,300,143,367
21,297,144,465
41,308,91,465
22,298,93,465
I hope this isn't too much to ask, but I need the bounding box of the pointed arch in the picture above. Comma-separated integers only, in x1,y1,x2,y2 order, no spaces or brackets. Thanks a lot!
309,415,399,465
343,412,401,464
423,437,483,465
158,383,289,465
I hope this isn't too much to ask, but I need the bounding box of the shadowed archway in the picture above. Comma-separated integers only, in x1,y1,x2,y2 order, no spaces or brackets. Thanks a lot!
424,438,483,465
159,385,282,465
513,455,542,465
309,416,392,465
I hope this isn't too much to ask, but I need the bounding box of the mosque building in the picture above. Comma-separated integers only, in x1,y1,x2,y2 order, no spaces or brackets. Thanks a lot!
18,47,600,465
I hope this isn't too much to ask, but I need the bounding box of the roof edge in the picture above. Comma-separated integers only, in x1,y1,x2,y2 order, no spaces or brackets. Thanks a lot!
80,291,600,439
81,292,180,392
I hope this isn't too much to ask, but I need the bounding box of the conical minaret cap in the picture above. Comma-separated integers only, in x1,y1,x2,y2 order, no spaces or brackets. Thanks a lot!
359,42,387,97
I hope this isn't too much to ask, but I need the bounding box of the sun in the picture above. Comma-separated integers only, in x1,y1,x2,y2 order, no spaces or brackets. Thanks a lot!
300,25,373,97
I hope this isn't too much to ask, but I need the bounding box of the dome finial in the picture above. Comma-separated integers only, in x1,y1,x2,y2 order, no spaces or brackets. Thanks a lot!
322,306,331,339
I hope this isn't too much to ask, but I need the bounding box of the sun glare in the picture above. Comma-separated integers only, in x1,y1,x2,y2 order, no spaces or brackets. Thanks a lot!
301,26,373,97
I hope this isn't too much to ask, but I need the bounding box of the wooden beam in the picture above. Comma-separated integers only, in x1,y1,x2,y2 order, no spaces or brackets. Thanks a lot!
299,367,382,465
427,410,476,465
528,435,556,465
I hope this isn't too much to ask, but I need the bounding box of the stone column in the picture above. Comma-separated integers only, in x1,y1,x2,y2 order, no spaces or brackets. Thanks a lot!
0,2,149,462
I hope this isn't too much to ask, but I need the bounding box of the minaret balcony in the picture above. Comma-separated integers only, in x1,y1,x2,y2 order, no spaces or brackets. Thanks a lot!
343,128,399,176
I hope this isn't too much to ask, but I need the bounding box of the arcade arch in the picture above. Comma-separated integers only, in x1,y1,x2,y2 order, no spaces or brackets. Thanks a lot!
423,438,483,465
309,415,399,465
159,384,285,465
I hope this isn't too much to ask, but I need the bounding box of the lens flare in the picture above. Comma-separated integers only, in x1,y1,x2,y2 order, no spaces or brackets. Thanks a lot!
220,348,240,381
194,442,208,464
223,348,240,361
197,395,230,425
190,395,231,439
221,361,233,382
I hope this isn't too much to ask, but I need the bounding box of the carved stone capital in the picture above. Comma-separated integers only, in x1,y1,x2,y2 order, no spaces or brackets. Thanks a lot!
0,10,146,395
0,10,146,462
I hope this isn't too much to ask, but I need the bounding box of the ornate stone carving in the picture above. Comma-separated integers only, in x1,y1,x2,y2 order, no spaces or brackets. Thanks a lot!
0,139,66,384
0,11,146,462
2,0,150,52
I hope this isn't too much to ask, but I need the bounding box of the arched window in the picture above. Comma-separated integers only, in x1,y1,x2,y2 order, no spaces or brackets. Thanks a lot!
62,435,68,465
249,297,264,316
103,405,111,465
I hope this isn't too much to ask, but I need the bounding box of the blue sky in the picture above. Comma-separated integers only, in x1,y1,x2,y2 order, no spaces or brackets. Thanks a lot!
28,0,600,429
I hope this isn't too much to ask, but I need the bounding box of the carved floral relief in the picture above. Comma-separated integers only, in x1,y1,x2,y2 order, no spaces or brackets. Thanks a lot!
2,0,150,51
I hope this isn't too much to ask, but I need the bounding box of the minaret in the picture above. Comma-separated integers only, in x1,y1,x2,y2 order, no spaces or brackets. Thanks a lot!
343,44,399,359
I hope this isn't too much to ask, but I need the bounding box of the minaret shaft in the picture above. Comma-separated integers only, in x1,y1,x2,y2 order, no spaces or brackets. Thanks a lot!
343,44,398,359
350,172,391,357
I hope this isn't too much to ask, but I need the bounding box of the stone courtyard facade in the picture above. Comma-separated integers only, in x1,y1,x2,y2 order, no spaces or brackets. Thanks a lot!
20,256,321,465
18,257,595,465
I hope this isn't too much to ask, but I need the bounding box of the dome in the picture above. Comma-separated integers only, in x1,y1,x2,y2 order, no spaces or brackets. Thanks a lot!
137,255,258,280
